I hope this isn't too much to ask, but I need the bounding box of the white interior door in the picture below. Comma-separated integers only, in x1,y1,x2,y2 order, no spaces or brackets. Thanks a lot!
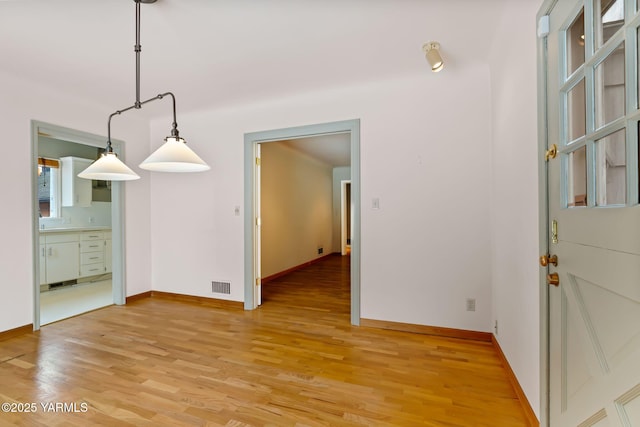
544,0,640,425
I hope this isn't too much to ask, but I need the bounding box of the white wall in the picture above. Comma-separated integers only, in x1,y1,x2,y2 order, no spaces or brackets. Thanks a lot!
488,1,541,419
260,142,334,278
148,66,493,332
0,69,152,333
332,167,351,254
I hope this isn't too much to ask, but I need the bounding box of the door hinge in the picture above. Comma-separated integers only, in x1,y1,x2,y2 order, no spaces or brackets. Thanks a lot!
537,15,550,38
256,217,261,226
256,277,261,286
256,157,261,166
545,144,558,161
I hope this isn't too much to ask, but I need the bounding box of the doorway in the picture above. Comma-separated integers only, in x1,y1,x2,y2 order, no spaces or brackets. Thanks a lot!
538,0,640,425
244,119,361,325
31,121,127,330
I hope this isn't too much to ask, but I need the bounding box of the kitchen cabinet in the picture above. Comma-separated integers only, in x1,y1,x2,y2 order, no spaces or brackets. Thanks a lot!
60,156,93,207
39,236,46,286
41,232,80,284
79,231,105,277
39,229,111,286
105,231,112,273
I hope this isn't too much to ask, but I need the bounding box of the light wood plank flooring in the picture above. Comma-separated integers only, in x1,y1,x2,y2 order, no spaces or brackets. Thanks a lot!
0,254,528,426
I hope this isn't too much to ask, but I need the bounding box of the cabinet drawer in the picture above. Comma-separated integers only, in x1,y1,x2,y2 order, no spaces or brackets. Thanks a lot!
45,233,80,244
80,263,105,277
81,231,104,241
81,251,104,265
80,241,103,253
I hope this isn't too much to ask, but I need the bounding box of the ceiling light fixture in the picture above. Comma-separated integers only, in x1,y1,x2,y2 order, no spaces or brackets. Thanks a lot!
423,41,444,73
78,0,209,181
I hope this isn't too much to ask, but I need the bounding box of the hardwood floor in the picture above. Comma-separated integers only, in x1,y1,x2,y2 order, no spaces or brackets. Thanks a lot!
0,254,529,426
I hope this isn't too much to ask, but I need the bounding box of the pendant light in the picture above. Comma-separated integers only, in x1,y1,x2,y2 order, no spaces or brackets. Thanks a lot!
79,0,209,181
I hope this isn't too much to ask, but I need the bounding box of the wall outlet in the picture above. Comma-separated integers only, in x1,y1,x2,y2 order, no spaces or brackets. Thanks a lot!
494,320,499,335
466,298,476,312
317,247,323,255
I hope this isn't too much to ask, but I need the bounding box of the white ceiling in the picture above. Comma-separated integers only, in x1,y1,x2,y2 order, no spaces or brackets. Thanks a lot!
0,0,540,164
0,0,538,116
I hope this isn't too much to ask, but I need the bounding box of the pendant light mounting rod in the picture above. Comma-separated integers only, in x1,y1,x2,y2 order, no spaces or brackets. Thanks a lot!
107,92,179,145
135,0,142,108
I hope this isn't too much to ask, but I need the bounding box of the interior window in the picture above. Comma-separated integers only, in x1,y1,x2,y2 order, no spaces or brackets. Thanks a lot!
37,158,60,218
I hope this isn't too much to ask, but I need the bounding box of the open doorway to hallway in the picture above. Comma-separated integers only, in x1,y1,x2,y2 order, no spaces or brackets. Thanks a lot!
244,119,361,325
258,135,351,311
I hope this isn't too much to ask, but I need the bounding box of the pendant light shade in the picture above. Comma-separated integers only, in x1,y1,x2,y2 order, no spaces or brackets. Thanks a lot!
78,152,141,181
139,137,210,172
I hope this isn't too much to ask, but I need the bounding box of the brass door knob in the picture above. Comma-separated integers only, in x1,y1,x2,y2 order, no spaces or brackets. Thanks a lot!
547,273,560,287
540,254,558,267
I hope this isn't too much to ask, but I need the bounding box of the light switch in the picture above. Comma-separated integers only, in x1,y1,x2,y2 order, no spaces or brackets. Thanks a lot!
234,206,241,216
372,198,380,210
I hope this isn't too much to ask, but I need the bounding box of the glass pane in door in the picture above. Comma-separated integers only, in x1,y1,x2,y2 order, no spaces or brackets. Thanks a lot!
595,42,626,129
597,0,624,48
596,129,626,205
568,79,587,142
568,9,586,75
568,145,588,207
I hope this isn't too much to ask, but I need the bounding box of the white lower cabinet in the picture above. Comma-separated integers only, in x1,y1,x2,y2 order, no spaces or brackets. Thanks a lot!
41,233,80,284
40,229,111,285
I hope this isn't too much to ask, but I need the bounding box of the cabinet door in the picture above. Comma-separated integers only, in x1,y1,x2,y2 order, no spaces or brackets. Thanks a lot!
105,238,112,273
61,157,93,207
46,242,79,283
39,245,47,286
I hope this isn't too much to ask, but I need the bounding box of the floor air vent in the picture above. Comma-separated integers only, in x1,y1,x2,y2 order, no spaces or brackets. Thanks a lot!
212,281,231,295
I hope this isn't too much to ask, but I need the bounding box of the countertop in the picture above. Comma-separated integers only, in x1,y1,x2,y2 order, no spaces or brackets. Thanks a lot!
39,226,111,234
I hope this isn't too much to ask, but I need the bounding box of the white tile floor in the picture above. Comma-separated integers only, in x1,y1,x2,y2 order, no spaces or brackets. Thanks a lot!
40,279,113,325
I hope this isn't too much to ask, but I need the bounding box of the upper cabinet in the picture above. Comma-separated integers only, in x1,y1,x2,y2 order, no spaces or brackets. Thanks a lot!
60,156,93,207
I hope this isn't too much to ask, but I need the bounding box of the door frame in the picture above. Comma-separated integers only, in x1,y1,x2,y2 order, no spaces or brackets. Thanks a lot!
537,1,557,426
31,120,128,330
341,180,351,256
244,119,361,325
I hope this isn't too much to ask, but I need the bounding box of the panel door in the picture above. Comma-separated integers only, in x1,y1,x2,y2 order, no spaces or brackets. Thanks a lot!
545,0,640,425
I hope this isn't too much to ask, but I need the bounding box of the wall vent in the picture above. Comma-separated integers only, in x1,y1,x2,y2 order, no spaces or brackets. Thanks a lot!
212,281,231,295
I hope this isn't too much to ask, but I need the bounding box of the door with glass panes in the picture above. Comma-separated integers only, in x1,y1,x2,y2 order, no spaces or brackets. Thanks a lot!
543,0,640,425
